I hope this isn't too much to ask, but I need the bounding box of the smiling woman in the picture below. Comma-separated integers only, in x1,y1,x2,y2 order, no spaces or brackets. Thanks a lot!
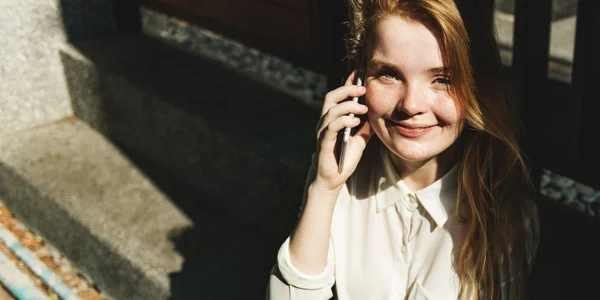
364,16,463,184
267,1,539,299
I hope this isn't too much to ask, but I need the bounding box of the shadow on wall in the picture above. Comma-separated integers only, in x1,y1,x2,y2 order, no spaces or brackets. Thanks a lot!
59,32,316,298
57,2,318,299
530,198,600,299
58,0,117,41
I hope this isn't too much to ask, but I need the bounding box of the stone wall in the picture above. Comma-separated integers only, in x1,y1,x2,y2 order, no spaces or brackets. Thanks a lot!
0,0,116,135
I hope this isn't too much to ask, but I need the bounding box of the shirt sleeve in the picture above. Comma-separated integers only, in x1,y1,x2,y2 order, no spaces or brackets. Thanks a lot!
266,237,335,300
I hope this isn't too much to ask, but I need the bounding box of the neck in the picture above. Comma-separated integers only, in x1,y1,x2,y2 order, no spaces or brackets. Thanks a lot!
388,142,461,191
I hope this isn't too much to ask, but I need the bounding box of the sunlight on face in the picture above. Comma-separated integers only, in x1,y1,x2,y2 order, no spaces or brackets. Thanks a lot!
365,15,462,168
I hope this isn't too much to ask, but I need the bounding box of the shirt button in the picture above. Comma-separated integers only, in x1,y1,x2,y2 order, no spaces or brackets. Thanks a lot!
409,194,417,204
401,245,407,253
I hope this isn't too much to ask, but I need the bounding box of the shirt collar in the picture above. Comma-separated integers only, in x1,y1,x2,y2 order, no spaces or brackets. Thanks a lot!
375,146,459,228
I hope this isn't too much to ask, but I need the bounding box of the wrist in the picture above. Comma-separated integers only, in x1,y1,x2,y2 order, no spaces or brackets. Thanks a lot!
308,179,343,202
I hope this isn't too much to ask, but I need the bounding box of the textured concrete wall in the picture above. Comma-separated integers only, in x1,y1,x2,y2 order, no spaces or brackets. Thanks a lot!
0,0,116,135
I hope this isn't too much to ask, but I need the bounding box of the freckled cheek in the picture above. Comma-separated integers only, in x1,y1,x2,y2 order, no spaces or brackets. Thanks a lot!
434,97,462,125
364,85,395,117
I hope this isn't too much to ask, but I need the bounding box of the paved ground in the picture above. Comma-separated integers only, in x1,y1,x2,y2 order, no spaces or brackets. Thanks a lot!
0,203,102,300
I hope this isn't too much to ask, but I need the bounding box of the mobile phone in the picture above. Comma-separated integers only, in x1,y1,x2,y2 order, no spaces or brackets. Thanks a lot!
338,65,366,173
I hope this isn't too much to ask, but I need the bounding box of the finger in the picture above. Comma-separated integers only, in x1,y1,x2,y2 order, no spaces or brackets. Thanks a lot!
321,69,358,115
321,85,366,116
320,115,362,146
328,98,368,119
317,101,368,137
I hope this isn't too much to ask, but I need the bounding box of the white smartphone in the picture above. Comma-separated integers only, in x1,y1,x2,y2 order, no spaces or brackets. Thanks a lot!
338,65,366,173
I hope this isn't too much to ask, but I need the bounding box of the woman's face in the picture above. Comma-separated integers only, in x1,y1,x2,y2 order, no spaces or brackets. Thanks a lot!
365,15,463,166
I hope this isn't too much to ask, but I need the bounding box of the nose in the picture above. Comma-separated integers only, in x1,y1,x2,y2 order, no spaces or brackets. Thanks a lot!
397,83,428,116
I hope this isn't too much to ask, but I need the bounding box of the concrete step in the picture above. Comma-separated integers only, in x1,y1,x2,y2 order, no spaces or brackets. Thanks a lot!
58,34,318,242
0,118,280,299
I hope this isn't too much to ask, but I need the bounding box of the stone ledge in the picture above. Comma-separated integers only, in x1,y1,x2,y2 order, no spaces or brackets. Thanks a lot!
0,119,189,299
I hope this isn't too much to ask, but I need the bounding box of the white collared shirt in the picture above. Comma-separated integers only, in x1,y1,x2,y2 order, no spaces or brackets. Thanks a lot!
268,145,468,300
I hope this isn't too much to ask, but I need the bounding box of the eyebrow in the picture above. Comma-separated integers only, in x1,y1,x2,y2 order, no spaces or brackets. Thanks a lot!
368,59,450,75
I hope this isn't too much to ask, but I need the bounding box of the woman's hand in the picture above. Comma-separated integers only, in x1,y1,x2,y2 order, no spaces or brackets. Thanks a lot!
313,69,375,192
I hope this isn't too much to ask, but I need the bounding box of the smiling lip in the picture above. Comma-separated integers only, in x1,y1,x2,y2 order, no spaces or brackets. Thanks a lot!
387,120,435,138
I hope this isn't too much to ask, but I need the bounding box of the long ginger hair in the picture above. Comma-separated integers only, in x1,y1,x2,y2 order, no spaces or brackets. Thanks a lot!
344,0,539,298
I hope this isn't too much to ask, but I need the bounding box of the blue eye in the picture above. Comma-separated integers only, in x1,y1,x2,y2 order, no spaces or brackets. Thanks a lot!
434,76,451,85
379,71,398,80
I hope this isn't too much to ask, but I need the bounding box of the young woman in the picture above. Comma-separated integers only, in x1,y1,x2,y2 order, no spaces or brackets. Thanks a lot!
268,0,539,299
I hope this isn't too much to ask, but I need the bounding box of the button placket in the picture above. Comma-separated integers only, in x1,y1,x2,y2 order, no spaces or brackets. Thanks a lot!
395,194,417,299
403,193,420,243
391,205,408,300
397,194,418,262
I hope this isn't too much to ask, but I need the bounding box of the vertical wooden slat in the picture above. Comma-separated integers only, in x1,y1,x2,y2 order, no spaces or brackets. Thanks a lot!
511,0,553,191
111,0,142,33
572,0,600,189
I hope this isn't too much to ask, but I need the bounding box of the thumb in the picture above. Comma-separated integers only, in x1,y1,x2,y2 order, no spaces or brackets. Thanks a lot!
343,121,375,174
351,120,375,150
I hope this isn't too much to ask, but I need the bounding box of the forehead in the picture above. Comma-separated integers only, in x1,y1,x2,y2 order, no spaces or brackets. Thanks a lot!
369,15,443,70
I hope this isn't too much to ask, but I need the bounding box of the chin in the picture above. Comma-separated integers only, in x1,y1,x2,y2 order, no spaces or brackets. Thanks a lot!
387,142,438,163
